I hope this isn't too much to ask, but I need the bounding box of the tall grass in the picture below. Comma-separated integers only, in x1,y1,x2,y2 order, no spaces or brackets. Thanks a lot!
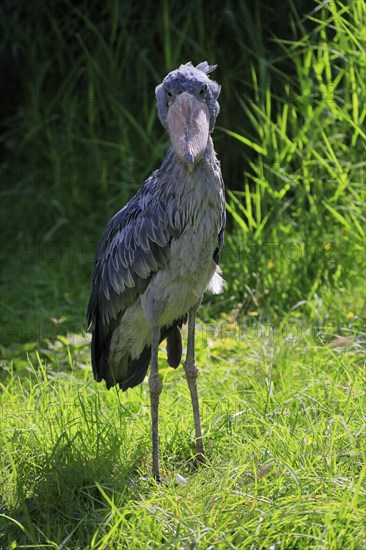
221,0,365,320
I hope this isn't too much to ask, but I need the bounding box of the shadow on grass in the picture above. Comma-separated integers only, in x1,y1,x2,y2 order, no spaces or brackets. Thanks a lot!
2,440,155,547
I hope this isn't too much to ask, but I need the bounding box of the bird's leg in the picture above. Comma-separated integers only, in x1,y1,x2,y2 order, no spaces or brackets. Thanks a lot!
149,326,162,482
184,307,205,463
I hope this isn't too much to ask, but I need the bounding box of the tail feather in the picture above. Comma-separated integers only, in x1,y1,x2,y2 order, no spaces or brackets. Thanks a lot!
166,326,182,368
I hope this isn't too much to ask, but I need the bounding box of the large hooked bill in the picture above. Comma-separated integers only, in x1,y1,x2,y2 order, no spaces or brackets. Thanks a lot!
167,91,210,170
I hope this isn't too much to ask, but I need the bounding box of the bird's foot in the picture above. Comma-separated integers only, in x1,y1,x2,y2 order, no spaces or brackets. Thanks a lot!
194,451,206,466
153,470,162,484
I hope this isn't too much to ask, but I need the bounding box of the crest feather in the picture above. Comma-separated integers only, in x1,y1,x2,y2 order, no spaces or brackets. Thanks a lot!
196,61,218,75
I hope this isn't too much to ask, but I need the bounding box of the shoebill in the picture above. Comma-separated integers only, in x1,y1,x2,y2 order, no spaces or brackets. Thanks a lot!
87,61,225,482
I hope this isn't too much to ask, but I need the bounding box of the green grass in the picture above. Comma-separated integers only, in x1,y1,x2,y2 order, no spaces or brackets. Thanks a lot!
1,324,365,548
222,0,366,319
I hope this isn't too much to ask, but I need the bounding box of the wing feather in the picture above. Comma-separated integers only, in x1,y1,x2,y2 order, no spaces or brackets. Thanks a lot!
87,171,181,384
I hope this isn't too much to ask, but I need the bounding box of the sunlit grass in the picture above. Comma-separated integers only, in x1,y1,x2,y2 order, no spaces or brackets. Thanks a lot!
1,324,365,548
222,0,366,319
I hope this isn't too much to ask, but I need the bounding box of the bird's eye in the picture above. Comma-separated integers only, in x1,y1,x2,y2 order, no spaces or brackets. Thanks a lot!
198,85,207,97
165,88,173,99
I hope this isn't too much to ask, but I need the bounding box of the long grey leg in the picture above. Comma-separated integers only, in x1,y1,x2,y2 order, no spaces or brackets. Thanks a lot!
149,326,162,482
183,307,205,463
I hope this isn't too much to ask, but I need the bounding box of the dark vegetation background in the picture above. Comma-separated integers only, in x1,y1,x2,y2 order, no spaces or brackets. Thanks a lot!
0,0,365,347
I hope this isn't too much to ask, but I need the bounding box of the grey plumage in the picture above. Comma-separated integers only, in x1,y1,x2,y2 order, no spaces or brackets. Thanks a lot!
87,61,225,478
